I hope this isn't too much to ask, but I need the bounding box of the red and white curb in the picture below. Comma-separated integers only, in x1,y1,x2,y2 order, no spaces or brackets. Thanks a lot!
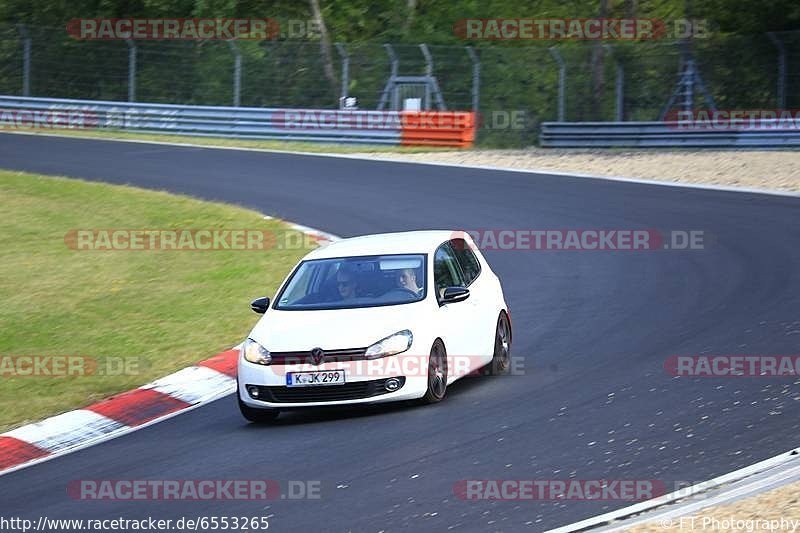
0,221,339,476
262,215,340,244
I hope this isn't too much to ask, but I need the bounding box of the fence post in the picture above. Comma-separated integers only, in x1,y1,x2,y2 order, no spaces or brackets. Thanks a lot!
767,32,786,109
419,43,433,77
419,43,431,109
548,47,565,122
17,24,31,96
418,43,446,110
377,44,399,110
125,39,137,102
335,43,349,104
228,41,241,107
465,46,480,113
386,43,399,78
604,44,624,121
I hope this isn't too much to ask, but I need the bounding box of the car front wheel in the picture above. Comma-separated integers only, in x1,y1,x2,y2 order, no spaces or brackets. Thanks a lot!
484,311,511,376
422,339,448,403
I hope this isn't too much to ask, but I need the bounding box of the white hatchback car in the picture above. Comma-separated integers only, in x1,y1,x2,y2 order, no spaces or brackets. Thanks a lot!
237,230,511,422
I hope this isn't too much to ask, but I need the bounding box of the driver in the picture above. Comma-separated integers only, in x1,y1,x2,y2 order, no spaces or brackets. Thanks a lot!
397,268,422,294
336,266,359,300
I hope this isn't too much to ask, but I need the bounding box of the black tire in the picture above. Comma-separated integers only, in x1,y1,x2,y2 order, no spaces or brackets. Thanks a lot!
484,311,512,376
422,339,448,403
238,392,280,423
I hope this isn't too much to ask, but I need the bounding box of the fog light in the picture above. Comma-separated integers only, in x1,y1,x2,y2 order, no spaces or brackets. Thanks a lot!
248,386,260,398
385,378,401,392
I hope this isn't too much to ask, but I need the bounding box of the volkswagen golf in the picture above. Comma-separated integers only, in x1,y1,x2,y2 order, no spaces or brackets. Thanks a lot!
237,230,511,422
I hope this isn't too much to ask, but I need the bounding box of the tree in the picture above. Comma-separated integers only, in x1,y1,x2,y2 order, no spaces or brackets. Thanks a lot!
589,0,609,119
309,0,338,104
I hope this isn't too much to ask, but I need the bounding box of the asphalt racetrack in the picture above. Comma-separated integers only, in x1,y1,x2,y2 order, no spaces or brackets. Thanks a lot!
1,133,799,531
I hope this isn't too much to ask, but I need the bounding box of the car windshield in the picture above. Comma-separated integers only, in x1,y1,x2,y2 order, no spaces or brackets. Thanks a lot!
275,254,427,310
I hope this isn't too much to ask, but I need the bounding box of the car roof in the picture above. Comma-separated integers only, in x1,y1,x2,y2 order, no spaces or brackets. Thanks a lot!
304,230,464,260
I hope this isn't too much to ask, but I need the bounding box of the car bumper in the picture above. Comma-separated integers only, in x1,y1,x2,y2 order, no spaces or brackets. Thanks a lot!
237,358,428,408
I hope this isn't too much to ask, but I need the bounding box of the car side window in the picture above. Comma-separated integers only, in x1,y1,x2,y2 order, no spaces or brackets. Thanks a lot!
449,238,481,286
433,243,466,298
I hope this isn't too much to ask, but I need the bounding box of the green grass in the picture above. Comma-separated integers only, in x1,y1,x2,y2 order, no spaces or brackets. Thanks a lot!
7,127,459,154
0,171,311,431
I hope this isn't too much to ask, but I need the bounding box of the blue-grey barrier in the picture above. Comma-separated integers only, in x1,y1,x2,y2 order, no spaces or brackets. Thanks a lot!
540,121,800,148
0,95,404,145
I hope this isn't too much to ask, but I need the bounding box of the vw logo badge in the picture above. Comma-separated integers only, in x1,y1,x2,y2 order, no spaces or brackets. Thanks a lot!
310,347,325,365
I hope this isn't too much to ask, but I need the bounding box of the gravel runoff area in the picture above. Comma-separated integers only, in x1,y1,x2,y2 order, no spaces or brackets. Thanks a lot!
347,149,800,194
628,479,800,532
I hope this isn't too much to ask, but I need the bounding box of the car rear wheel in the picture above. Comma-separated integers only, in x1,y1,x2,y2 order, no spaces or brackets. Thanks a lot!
484,311,511,376
422,339,448,403
237,390,280,423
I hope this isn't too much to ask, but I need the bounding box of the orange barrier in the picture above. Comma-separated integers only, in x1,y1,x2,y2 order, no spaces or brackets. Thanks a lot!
400,111,476,148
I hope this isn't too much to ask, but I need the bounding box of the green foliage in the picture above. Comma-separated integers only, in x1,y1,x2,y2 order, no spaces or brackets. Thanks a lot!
3,1,799,45
1,1,799,147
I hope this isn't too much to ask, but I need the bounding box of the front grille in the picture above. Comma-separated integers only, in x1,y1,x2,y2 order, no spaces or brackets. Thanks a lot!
270,347,368,365
247,377,405,403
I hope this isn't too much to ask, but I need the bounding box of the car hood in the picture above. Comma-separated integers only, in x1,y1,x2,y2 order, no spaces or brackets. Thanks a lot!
248,303,424,352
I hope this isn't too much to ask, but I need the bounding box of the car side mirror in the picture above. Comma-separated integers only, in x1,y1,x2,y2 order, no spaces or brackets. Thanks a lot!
440,286,470,305
250,297,270,314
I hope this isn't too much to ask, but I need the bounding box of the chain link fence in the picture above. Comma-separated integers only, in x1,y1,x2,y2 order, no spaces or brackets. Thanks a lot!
1,23,800,147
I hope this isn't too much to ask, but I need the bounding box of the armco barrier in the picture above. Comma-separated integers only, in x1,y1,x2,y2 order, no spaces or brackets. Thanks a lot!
0,96,476,148
400,111,476,148
540,121,800,148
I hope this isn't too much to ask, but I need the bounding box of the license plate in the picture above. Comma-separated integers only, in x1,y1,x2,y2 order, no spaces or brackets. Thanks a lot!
286,370,346,387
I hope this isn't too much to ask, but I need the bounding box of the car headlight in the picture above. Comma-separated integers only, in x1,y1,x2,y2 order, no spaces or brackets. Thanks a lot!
365,330,413,359
242,338,271,365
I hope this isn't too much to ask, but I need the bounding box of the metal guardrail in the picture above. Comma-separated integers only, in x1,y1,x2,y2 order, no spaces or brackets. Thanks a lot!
0,95,403,144
540,122,800,148
0,95,476,147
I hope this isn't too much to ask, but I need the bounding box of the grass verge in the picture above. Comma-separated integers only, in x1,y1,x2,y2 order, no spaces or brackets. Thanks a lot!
0,170,311,432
